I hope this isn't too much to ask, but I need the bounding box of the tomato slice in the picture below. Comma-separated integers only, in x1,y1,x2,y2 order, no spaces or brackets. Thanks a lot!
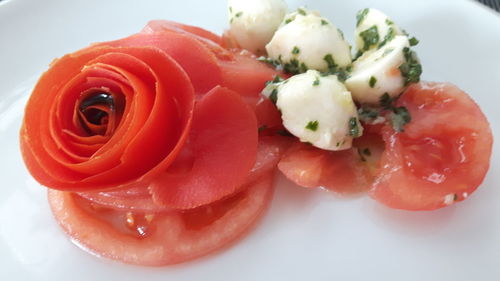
370,82,493,210
77,135,290,212
149,86,258,209
278,141,372,194
48,172,276,266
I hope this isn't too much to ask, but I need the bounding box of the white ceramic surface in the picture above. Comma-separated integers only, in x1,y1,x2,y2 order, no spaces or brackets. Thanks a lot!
1,0,499,280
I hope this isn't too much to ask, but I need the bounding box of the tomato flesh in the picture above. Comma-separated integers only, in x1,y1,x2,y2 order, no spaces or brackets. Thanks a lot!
278,141,372,194
370,82,493,210
49,172,276,266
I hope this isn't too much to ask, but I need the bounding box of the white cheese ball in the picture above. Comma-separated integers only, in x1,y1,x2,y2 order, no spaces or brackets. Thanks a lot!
345,35,411,104
227,0,287,55
276,70,362,151
355,8,403,53
266,9,352,73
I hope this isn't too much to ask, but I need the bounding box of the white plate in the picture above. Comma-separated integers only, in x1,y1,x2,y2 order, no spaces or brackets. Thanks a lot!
1,0,499,280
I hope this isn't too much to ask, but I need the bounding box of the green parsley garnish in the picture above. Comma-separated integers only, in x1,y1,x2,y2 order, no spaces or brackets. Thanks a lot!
321,19,328,25
377,27,395,49
235,12,243,17
269,89,278,104
356,8,369,27
292,46,300,55
385,18,394,25
297,8,307,16
283,59,307,74
399,47,422,86
285,18,293,24
257,56,279,67
358,107,379,121
305,120,319,131
409,37,419,46
323,54,337,72
348,117,361,137
369,76,377,88
360,25,380,51
391,106,411,132
313,77,320,86
229,6,233,13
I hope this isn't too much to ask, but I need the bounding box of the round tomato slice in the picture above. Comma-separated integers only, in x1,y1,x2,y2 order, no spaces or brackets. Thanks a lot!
370,82,493,210
278,141,372,194
48,172,275,266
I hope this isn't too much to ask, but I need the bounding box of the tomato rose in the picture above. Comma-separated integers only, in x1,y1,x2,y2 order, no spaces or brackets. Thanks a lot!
20,46,195,191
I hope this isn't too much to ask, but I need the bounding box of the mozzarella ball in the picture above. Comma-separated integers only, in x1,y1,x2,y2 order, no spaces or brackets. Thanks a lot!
345,35,412,104
266,9,351,73
227,0,288,55
276,70,362,151
355,8,403,53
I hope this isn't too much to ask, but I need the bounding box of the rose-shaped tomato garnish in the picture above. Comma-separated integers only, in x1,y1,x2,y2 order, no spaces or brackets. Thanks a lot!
20,46,195,191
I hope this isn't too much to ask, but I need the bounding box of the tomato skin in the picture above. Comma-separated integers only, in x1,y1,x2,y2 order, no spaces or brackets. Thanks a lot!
370,82,493,210
48,172,276,266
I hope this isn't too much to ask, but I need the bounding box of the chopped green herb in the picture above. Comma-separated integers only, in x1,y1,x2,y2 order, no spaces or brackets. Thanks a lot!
230,18,234,24
305,120,319,131
356,8,369,27
399,47,422,86
265,75,284,86
337,28,345,39
358,107,379,121
283,59,307,74
381,47,394,58
235,12,243,17
321,19,328,25
385,18,394,25
348,117,361,137
360,25,380,51
285,18,293,24
229,6,233,13
391,106,411,132
313,77,320,86
369,76,377,88
409,37,419,46
379,92,393,109
377,27,395,48
335,68,350,82
269,89,278,104
297,8,307,16
257,56,279,67
353,50,364,61
258,125,268,133
292,46,300,55
323,54,337,72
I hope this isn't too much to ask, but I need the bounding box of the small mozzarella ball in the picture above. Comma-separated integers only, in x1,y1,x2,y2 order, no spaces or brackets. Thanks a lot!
266,9,351,73
276,70,362,151
355,8,403,53
227,0,288,55
345,35,411,104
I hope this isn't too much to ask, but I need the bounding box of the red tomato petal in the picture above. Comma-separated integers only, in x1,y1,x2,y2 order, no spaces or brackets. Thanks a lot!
149,86,258,209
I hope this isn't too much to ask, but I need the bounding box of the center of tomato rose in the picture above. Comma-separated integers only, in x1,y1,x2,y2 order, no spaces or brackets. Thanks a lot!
78,91,123,136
